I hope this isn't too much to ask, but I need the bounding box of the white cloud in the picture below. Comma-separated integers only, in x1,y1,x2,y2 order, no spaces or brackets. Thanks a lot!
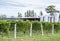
0,0,60,17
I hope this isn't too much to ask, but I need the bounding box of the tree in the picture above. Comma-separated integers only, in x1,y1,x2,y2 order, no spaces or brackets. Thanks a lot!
45,5,59,16
31,10,34,17
25,10,36,17
18,12,22,17
40,11,43,16
45,5,60,35
0,15,7,19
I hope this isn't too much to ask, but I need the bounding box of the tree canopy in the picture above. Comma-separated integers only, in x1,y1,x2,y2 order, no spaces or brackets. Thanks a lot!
25,10,36,17
45,5,59,15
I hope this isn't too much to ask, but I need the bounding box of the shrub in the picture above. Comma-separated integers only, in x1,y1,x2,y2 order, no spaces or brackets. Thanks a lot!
32,21,41,31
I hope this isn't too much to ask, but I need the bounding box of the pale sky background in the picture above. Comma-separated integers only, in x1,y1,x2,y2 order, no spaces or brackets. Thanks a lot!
0,0,60,17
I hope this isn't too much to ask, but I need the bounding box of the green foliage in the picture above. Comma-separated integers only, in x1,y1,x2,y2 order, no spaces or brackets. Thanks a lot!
17,20,31,33
0,20,11,36
7,20,16,31
0,20,60,34
0,33,60,41
23,20,31,32
42,22,52,31
54,22,60,33
17,20,24,31
32,21,41,31
42,22,52,33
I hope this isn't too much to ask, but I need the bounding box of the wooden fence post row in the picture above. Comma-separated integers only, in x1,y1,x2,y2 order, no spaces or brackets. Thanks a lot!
14,23,55,38
29,23,55,37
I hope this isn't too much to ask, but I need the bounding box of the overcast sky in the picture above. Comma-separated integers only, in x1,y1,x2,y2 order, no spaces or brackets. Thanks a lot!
0,0,60,17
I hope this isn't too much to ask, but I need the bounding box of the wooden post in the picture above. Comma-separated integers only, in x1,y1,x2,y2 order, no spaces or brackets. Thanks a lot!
52,24,54,35
14,24,16,39
30,23,32,37
41,23,44,36
52,16,54,35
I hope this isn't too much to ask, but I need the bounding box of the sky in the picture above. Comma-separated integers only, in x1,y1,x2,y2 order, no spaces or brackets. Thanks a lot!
0,0,60,17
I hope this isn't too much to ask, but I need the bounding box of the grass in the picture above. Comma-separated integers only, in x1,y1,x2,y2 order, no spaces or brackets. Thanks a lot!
0,32,60,41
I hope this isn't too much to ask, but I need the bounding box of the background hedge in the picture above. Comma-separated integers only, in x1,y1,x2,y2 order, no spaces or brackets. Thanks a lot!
0,20,60,34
